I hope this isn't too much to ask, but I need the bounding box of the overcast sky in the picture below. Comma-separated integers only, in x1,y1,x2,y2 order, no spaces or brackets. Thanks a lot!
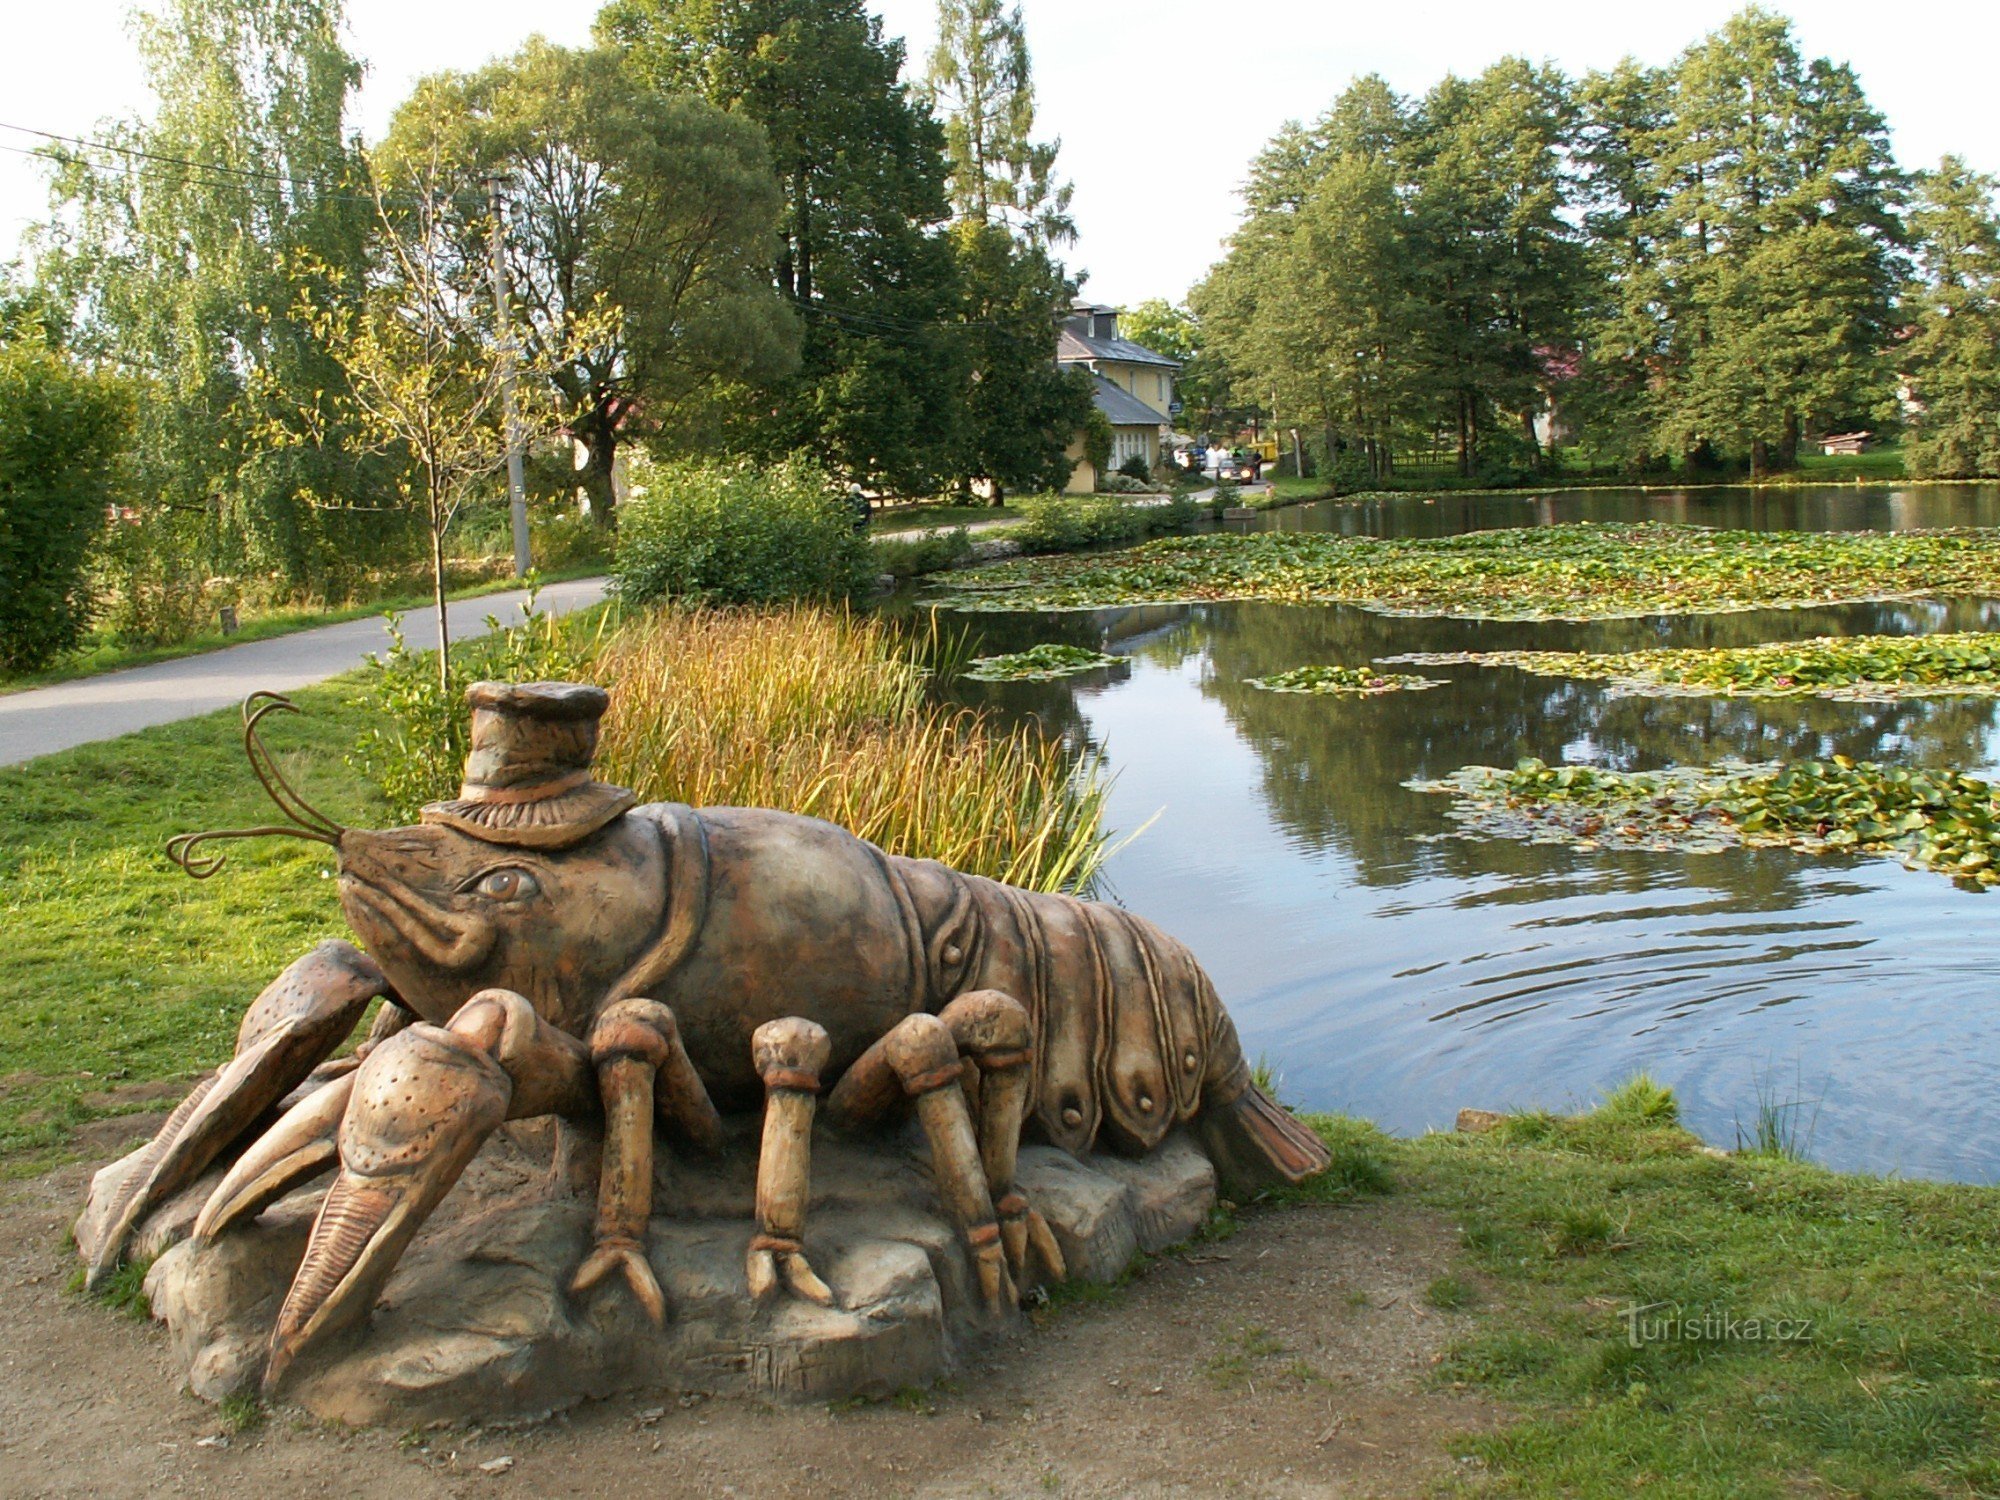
3,1,1996,307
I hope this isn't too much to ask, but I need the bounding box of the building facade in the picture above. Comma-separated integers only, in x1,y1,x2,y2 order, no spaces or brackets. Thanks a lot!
1058,302,1180,492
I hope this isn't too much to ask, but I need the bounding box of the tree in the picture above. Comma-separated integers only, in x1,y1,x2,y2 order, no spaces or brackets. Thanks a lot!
599,0,965,495
32,0,380,595
925,0,1073,247
1629,8,1906,473
274,163,572,693
379,40,795,522
1406,58,1585,474
944,221,1095,497
1903,157,2000,478
0,340,131,672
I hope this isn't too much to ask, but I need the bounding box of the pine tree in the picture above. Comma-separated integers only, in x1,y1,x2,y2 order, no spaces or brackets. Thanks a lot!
1903,157,2000,478
925,0,1074,248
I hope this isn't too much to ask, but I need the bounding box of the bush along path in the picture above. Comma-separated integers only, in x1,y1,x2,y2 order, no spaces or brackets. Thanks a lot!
1389,631,2000,701
1412,755,2000,887
938,522,2000,618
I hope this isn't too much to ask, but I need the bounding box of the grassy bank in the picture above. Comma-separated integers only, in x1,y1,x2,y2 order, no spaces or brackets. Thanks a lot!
1311,1081,2000,1495
941,522,2000,619
0,678,380,1167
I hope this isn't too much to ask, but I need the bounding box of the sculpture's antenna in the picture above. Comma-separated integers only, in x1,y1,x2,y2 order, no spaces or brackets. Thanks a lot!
164,691,346,879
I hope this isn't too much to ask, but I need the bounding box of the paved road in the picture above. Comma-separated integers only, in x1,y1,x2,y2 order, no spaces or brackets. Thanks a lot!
0,576,610,768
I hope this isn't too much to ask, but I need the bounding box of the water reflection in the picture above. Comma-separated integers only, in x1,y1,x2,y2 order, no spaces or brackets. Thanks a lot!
936,486,2000,1184
1250,482,2000,539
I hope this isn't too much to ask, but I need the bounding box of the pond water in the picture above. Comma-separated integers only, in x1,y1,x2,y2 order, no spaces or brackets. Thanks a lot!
940,484,2000,1184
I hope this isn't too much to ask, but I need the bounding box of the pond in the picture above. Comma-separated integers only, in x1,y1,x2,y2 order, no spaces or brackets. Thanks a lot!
940,484,2000,1184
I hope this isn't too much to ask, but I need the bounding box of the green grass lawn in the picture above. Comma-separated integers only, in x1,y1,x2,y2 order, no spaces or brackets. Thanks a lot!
870,500,1022,533
1262,474,1339,504
0,681,379,1169
1333,1082,2000,1496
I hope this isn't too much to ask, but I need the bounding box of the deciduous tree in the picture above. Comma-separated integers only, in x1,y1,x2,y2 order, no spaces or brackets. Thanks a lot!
380,40,795,522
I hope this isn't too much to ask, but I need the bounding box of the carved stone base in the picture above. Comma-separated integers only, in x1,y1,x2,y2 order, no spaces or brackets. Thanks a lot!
111,1120,1216,1426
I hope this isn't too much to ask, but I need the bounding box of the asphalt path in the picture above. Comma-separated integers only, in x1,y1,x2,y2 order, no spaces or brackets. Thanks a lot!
0,575,610,768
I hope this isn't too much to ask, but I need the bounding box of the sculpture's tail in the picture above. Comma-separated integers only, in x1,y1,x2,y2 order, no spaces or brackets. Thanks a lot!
1196,1066,1333,1194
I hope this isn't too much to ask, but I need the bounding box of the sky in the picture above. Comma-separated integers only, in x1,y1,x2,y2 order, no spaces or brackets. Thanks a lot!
3,0,1997,307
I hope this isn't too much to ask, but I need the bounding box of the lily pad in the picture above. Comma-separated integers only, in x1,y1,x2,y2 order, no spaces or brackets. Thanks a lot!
1409,755,2000,888
1247,665,1444,695
937,523,2000,619
964,643,1130,681
1386,633,2000,702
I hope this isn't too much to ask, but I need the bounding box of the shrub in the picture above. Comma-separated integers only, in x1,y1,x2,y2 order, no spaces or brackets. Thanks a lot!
872,527,973,580
1095,473,1155,494
613,455,872,608
352,591,603,822
1010,493,1196,554
1116,454,1152,483
0,343,130,671
530,511,613,572
89,510,231,649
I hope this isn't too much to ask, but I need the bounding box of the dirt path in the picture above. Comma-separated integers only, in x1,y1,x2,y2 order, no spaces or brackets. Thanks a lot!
0,1152,1500,1500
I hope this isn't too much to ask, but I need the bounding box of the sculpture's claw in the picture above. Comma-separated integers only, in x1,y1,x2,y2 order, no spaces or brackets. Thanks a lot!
996,1192,1066,1289
193,1074,353,1243
746,1238,836,1308
572,1236,666,1327
969,1226,1018,1317
263,1023,510,1391
81,942,385,1288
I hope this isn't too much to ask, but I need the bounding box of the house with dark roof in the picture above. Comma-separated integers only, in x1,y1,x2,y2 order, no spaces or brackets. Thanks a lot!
1058,302,1180,492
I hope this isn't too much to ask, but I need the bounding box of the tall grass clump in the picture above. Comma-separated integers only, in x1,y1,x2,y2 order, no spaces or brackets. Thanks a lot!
593,606,1113,893
614,456,873,607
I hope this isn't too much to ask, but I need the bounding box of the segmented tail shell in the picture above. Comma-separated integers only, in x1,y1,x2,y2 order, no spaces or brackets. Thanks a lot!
893,861,1238,1160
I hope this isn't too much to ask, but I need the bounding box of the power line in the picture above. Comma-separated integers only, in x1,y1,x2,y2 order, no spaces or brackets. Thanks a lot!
1,119,379,201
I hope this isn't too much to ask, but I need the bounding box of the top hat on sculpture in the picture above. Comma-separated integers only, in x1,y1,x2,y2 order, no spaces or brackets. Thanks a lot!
421,680,635,850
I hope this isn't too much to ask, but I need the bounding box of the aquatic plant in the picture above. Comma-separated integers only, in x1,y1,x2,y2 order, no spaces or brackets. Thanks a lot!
939,523,2000,619
1246,664,1443,695
1390,632,2000,701
963,643,1130,681
1411,755,2000,887
593,607,1115,894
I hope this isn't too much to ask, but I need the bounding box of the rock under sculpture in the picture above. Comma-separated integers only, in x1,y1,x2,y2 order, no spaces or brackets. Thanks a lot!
75,682,1330,1419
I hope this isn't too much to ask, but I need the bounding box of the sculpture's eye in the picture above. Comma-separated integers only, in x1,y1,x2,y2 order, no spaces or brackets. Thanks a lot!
471,867,540,902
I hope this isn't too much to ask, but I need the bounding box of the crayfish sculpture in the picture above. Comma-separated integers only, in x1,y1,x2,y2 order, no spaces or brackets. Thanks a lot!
81,682,1329,1392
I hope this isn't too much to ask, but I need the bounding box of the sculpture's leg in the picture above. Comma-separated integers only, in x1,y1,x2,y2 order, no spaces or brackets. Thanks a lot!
570,997,723,1325
84,940,391,1289
263,988,592,1391
937,991,1065,1288
826,1013,1016,1316
746,1018,835,1306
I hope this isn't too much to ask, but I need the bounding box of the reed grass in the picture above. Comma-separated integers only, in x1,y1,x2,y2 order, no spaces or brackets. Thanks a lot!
591,606,1112,894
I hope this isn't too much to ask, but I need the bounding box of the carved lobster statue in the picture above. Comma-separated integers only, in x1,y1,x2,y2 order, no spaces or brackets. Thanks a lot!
80,682,1330,1391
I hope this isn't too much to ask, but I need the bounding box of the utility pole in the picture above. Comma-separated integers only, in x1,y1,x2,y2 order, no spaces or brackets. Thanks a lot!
487,174,530,578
